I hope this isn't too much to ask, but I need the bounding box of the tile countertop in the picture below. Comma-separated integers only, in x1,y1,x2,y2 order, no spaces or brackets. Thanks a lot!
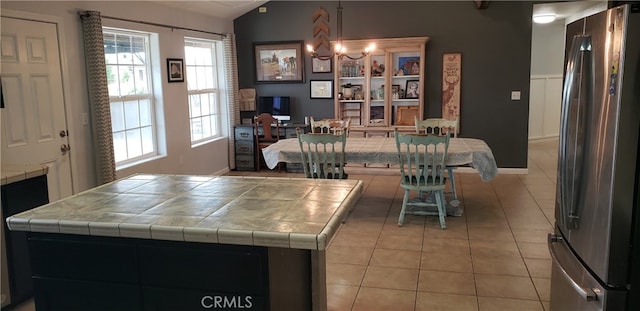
6,174,364,250
1,164,49,186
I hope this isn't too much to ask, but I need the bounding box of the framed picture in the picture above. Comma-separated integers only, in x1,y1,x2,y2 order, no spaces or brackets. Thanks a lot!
391,84,401,95
312,58,332,73
398,56,420,75
405,80,420,99
253,41,304,83
396,106,419,125
167,58,184,83
310,80,333,99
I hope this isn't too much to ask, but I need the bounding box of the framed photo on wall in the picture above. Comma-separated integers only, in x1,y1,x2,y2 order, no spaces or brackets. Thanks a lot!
167,58,184,83
253,41,304,83
312,58,332,73
310,80,333,99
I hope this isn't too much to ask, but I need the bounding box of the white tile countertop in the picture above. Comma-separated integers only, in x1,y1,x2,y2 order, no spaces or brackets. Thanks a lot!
6,174,363,250
1,164,49,186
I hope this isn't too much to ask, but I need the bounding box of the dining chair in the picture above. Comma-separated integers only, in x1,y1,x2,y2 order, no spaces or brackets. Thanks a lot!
414,117,443,135
310,117,351,136
297,129,348,180
414,117,459,202
394,130,450,229
254,113,281,171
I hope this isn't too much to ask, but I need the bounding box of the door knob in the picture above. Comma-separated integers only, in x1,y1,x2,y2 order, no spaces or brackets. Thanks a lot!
59,130,68,137
60,144,71,155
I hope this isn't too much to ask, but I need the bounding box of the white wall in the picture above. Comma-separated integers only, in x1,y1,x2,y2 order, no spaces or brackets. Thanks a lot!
1,1,235,193
528,19,565,140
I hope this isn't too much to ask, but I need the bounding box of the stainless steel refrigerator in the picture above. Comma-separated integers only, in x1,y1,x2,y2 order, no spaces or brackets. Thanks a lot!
548,3,640,311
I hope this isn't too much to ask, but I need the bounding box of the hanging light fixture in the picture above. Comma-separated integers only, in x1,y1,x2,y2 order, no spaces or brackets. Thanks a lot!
307,1,375,61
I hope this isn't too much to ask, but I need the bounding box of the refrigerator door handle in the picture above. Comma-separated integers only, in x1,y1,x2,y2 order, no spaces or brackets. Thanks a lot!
548,233,600,301
558,34,591,229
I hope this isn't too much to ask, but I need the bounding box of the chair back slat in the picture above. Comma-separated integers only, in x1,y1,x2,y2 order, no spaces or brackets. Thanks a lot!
297,131,347,179
414,117,458,137
310,117,351,136
395,130,450,188
255,113,280,143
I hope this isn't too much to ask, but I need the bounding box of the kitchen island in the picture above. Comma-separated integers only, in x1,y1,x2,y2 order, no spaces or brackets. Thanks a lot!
6,174,363,311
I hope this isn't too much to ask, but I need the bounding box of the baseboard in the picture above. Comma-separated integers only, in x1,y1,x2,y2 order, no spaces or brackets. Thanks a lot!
344,165,529,176
212,167,230,176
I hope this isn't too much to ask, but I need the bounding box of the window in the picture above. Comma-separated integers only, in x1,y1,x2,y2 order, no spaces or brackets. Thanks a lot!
185,38,221,144
103,28,157,165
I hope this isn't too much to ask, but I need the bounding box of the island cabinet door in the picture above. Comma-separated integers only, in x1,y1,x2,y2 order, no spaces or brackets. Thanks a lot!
138,242,269,311
29,233,142,310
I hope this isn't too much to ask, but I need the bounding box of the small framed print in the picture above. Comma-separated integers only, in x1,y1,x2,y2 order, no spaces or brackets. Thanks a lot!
167,58,184,83
312,58,332,73
310,80,333,99
405,80,420,99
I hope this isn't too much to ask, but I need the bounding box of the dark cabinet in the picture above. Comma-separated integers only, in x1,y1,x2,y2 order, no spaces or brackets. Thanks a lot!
29,233,270,311
234,124,309,172
1,175,49,307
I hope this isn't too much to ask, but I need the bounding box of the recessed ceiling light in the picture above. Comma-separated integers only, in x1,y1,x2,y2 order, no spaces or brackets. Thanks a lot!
533,14,556,24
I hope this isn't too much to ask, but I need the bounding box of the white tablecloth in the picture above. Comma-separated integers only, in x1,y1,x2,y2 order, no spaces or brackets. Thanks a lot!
262,137,498,181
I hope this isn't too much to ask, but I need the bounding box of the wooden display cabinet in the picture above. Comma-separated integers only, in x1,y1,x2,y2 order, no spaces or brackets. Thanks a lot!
333,37,429,136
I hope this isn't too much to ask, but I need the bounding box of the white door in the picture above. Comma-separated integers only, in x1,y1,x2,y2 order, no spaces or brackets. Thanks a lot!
1,16,73,202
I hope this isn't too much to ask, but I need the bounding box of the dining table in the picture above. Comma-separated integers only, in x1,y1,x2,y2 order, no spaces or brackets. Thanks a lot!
262,136,498,217
262,136,498,182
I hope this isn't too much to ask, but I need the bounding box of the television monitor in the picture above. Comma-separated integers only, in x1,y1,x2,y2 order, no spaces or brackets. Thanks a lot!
258,96,291,121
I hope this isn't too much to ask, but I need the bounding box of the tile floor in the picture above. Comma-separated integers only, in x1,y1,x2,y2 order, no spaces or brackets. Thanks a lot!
7,138,559,311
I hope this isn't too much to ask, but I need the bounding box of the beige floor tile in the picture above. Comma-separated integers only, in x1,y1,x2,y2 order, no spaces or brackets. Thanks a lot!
511,228,552,243
518,242,551,259
330,230,380,248
525,258,552,278
418,270,476,296
468,227,515,242
376,230,424,251
542,300,550,311
423,237,470,256
477,297,544,311
327,284,359,311
415,292,478,311
475,274,539,300
472,254,529,276
327,263,367,286
421,251,473,273
351,287,416,311
327,245,374,265
532,277,551,302
424,216,469,239
361,266,419,291
369,248,421,269
469,239,520,258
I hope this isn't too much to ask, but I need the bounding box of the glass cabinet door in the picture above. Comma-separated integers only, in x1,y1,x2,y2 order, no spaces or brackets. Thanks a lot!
337,55,365,125
369,52,386,126
390,49,423,127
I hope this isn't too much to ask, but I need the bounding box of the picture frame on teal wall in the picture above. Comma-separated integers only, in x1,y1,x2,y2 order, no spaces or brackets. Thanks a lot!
253,41,305,83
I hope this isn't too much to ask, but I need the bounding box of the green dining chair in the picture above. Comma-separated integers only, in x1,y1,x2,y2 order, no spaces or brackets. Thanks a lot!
414,117,459,202
395,130,450,229
297,130,348,180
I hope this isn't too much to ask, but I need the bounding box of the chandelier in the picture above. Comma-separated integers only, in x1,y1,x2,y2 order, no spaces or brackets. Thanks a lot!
306,1,375,61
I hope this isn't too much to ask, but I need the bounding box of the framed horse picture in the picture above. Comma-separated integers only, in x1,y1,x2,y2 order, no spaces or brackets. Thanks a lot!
253,41,305,83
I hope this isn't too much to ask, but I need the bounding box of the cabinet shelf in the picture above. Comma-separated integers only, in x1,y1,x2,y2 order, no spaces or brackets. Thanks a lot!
334,37,429,128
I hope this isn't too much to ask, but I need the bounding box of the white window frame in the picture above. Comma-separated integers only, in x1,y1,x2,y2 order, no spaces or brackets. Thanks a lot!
184,37,223,146
103,27,158,167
